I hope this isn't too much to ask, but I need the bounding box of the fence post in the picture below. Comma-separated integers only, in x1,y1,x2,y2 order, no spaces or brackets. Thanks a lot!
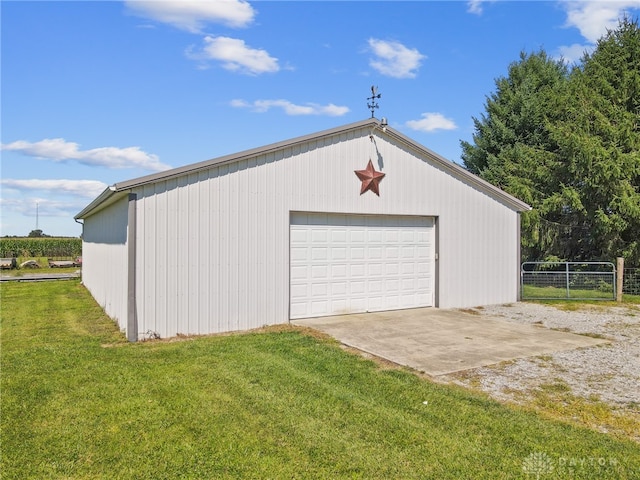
616,257,624,302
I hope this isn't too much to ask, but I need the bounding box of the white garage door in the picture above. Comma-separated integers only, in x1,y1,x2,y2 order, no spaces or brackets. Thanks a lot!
290,213,435,319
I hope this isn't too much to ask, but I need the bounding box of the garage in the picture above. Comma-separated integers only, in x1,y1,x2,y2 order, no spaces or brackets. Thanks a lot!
76,118,530,340
290,212,435,319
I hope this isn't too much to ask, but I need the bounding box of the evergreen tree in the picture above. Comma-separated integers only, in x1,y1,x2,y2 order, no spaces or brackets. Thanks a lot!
461,50,570,260
549,17,640,264
462,19,640,265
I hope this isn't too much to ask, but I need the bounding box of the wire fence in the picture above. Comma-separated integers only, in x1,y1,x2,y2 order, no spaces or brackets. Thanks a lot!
521,262,616,300
624,268,640,295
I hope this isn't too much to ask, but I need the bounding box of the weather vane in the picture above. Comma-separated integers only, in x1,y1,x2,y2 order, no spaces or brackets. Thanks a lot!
367,85,381,118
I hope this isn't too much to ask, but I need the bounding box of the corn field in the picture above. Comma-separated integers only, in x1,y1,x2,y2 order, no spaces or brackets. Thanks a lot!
0,237,82,258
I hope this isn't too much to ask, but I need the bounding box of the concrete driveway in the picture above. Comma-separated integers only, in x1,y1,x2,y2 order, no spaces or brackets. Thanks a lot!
293,307,608,376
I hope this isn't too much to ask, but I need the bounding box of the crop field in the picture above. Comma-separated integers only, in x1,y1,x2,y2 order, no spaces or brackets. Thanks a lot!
0,237,81,258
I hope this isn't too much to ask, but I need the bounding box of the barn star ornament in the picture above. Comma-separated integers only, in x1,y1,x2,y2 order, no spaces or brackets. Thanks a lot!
354,159,385,196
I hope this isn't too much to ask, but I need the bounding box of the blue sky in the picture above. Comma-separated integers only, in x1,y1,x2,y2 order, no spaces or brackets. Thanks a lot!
2,0,640,237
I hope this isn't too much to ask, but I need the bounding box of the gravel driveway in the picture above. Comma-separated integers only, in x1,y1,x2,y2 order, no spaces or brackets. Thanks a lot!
439,302,640,413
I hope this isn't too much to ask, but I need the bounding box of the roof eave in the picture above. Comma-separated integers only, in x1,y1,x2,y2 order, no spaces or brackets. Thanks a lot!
112,118,379,191
382,126,532,212
75,117,531,218
74,186,129,220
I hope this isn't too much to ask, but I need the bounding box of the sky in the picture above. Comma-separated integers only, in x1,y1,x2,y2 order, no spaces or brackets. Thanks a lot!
2,0,640,237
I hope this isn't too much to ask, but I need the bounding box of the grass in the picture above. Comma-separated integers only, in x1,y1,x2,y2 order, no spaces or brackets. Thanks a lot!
523,285,640,304
525,296,640,311
525,380,640,443
522,284,616,301
2,281,640,479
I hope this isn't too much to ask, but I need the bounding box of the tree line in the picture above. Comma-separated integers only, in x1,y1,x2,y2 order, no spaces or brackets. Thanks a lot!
462,17,640,266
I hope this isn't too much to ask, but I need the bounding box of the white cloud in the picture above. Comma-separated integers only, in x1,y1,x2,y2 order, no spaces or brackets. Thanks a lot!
1,138,170,172
557,1,640,61
368,39,425,79
0,196,88,220
467,0,496,15
406,113,457,133
125,0,255,33
557,43,594,63
0,179,108,199
188,36,279,75
561,0,640,43
231,98,349,116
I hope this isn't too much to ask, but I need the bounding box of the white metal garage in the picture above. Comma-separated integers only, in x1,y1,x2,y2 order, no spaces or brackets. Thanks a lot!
290,213,435,319
76,118,531,341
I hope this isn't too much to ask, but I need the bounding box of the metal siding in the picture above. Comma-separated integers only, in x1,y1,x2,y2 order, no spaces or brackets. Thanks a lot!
131,126,520,338
81,196,129,333
166,178,179,336
155,181,168,337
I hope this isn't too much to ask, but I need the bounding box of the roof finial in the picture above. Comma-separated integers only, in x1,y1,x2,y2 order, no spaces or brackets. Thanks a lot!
367,85,381,118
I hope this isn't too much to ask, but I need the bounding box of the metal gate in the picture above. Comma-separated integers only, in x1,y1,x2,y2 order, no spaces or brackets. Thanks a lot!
521,262,616,300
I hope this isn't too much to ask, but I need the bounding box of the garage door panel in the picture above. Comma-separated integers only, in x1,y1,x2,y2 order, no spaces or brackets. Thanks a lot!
312,230,328,242
331,299,348,312
416,262,431,274
291,229,308,243
401,246,416,258
311,301,328,315
331,247,347,260
367,264,384,277
290,247,307,261
311,265,328,279
331,230,347,243
384,263,400,275
369,280,383,293
290,284,307,299
400,262,415,275
290,303,307,318
291,266,307,280
384,246,399,259
290,213,434,319
311,283,328,297
385,296,400,308
331,282,347,295
368,230,383,242
350,264,366,277
350,281,366,294
312,248,328,260
331,264,347,277
349,297,367,311
385,279,400,292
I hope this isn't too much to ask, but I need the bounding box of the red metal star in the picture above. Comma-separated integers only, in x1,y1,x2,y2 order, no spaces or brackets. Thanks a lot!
354,159,385,196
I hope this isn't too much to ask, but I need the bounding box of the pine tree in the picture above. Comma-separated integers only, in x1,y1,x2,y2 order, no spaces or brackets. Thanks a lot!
549,17,640,264
462,19,640,265
460,51,569,260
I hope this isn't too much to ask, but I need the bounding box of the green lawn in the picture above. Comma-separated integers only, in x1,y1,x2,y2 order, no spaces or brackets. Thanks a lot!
522,284,616,300
2,281,639,479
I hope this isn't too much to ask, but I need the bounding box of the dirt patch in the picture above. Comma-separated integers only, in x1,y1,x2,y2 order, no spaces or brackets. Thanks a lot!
437,302,640,441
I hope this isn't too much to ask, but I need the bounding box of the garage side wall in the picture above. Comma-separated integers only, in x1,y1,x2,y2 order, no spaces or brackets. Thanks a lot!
81,196,130,333
133,127,522,338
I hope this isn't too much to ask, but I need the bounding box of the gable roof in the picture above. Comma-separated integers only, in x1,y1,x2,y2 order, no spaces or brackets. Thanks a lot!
75,118,530,219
